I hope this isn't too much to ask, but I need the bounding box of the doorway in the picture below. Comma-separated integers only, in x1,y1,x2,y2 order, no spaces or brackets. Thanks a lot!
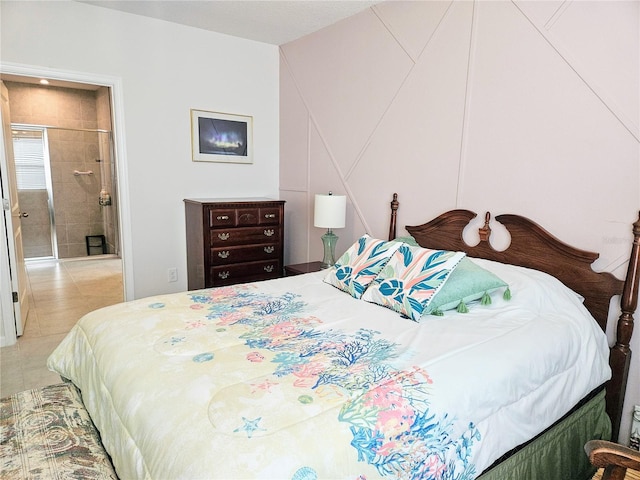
0,70,129,346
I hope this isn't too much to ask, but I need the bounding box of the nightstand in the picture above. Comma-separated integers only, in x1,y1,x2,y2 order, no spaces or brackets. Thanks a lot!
284,261,324,276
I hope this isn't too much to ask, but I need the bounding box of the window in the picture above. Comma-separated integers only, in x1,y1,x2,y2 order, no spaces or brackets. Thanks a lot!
12,128,46,190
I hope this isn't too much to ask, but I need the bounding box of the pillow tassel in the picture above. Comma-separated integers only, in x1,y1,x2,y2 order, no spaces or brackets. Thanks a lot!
431,308,444,316
503,287,512,301
480,291,492,306
456,300,469,313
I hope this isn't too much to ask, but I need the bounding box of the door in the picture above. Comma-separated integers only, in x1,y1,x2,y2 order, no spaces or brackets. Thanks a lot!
0,81,29,336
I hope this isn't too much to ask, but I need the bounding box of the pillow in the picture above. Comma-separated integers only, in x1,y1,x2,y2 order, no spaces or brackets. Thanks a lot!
423,257,509,315
323,235,402,298
361,244,466,321
391,235,419,247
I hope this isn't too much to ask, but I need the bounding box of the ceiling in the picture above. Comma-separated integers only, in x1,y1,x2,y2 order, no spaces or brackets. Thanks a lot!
78,0,379,45
1,1,378,89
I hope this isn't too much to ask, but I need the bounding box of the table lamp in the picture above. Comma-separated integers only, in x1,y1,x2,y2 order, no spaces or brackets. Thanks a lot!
314,192,346,269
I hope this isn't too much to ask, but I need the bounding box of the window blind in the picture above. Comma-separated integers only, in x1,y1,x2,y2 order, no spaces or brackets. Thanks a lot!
13,135,46,190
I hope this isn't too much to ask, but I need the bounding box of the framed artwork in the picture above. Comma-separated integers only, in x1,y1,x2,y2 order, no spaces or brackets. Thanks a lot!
191,109,253,163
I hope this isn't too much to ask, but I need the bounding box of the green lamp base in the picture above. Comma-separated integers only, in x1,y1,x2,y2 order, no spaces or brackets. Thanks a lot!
320,229,339,269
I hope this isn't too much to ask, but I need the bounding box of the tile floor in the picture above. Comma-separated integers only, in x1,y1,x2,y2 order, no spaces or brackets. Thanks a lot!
0,256,123,398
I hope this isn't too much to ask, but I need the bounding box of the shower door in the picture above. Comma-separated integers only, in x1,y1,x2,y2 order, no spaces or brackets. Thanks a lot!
12,126,55,259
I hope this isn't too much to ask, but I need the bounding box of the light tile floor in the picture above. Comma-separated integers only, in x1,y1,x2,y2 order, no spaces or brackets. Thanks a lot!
0,256,123,398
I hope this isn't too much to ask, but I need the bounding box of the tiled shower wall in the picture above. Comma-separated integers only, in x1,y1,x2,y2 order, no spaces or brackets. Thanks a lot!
48,127,104,258
5,81,116,258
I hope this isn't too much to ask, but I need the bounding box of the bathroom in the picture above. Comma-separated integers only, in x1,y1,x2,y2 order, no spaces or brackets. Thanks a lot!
4,79,119,261
0,76,126,396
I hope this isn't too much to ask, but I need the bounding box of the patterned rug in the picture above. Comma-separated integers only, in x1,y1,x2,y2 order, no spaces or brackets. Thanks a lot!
1,382,118,479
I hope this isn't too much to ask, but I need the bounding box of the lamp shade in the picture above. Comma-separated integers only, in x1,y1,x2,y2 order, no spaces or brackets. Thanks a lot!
314,194,346,229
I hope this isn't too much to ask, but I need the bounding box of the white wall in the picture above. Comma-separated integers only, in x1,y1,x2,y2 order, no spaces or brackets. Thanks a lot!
1,0,279,299
280,0,639,444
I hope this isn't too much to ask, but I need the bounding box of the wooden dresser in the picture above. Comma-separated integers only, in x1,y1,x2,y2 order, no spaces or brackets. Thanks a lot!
184,198,285,289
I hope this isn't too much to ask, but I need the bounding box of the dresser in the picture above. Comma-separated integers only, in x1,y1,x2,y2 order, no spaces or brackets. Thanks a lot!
184,198,285,289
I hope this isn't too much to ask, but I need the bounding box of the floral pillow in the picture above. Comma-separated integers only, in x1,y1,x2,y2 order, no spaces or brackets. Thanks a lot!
323,235,401,299
361,244,466,321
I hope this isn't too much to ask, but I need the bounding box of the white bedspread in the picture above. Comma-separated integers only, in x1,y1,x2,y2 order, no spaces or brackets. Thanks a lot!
47,259,610,480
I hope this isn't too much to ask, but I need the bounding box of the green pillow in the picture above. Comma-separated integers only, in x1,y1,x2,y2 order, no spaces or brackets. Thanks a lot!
423,257,509,315
392,235,420,246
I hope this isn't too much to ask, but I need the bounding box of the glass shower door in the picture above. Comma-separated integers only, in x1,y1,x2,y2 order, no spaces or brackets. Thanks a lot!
12,126,55,259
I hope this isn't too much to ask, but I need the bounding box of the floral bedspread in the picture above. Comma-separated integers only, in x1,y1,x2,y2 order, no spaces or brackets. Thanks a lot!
47,263,610,480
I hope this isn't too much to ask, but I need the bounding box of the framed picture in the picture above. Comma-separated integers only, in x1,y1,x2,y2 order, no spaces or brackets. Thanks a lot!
191,109,253,163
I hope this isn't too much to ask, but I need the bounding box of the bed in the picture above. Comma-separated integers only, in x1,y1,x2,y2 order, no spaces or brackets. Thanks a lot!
47,194,639,480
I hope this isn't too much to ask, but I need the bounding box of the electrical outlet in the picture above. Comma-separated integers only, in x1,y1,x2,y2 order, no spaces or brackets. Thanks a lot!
168,267,178,283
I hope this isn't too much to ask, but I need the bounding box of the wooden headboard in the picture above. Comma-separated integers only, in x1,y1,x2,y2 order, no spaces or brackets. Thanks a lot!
387,193,639,441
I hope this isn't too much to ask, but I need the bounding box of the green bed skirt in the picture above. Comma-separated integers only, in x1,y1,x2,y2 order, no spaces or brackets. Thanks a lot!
477,388,610,480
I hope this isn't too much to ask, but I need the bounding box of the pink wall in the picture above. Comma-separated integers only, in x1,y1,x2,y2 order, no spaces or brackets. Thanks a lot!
279,0,639,443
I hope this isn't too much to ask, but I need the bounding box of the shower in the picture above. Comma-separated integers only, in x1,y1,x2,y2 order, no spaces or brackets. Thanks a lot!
12,125,119,259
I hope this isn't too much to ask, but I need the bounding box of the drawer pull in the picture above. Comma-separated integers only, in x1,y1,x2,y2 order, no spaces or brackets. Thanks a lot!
218,271,230,279
218,233,230,241
216,215,229,220
264,213,276,219
218,251,230,259
263,229,275,237
263,265,274,273
264,246,275,254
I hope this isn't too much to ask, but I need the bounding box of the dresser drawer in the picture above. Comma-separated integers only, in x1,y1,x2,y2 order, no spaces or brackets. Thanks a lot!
210,244,279,265
210,226,281,247
210,260,281,286
209,209,238,228
259,207,281,225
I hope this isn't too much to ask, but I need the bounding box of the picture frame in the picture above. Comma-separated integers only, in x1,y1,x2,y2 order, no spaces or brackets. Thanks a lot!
191,109,253,164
